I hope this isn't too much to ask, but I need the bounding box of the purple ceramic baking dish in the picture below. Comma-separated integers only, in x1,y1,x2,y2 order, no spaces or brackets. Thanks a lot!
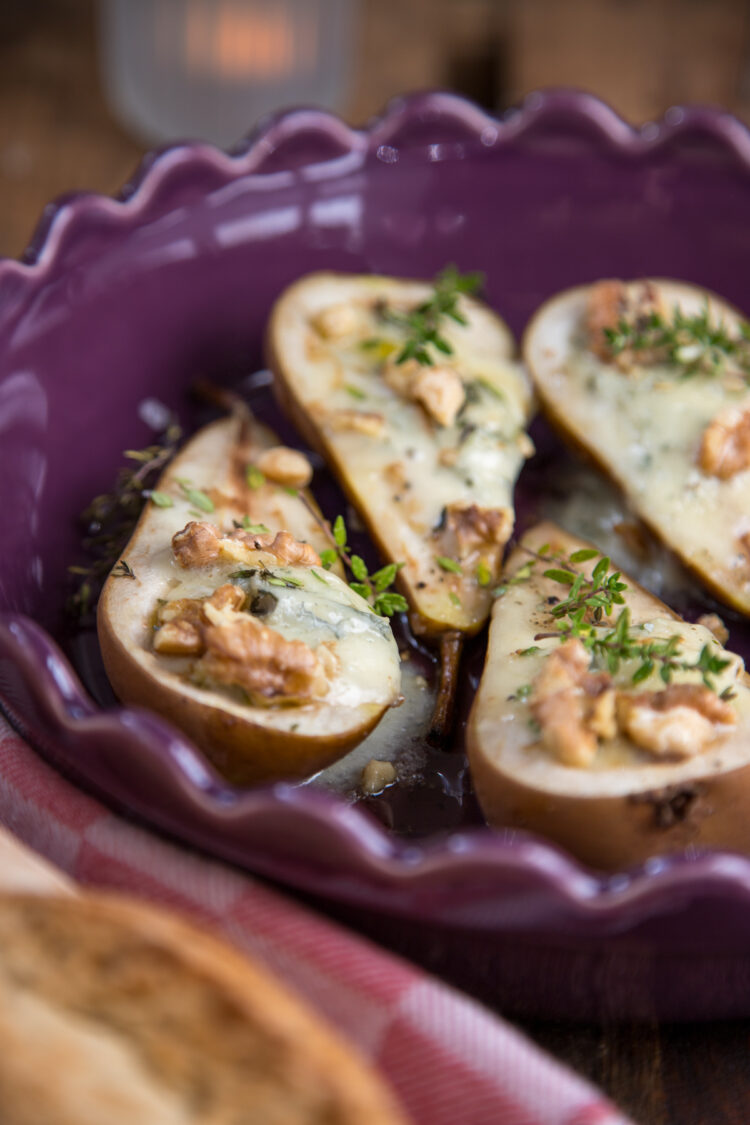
3,89,750,1020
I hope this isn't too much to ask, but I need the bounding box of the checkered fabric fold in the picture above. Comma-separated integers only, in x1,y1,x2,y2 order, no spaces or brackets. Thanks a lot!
0,714,632,1125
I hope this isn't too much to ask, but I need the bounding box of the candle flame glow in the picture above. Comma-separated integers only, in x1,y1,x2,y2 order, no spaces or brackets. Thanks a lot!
182,0,319,82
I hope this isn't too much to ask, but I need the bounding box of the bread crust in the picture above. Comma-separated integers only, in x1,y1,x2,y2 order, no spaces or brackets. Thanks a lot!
0,892,408,1125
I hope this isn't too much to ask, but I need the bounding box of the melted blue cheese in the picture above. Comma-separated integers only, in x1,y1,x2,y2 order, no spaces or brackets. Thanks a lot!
158,561,401,709
526,282,750,613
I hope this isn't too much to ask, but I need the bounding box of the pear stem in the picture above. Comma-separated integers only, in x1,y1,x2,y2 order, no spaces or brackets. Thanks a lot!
428,630,464,746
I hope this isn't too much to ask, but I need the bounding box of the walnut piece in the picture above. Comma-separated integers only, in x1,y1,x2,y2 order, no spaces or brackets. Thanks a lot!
530,639,616,767
326,409,385,437
585,279,663,369
361,759,397,795
410,365,465,428
172,522,321,570
198,617,328,703
698,406,750,480
444,503,512,556
153,581,330,704
200,583,246,626
253,446,312,489
383,359,466,427
311,302,370,340
229,529,321,568
382,359,419,397
152,619,203,656
438,447,459,468
616,683,736,760
530,637,737,766
153,585,244,655
172,521,221,568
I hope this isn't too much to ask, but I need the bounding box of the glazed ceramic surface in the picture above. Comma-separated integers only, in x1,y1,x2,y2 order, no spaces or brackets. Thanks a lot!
3,90,750,1019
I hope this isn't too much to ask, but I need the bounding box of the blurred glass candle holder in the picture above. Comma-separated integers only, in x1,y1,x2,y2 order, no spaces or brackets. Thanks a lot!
99,0,360,147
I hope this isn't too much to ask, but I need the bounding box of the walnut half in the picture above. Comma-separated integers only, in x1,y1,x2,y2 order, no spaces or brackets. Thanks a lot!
530,641,736,766
585,279,663,370
616,684,736,760
698,406,750,480
152,582,332,704
530,639,616,767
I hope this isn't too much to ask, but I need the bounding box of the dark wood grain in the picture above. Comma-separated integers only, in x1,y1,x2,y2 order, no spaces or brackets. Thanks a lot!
520,1020,750,1124
0,0,144,258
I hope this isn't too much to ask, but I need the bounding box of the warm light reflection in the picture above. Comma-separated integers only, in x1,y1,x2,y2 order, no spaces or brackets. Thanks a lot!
181,0,319,81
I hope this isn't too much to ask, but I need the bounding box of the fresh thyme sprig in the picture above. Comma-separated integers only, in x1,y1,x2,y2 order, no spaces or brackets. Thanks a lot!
112,559,137,579
375,265,484,367
504,545,731,692
316,514,408,617
66,419,182,621
605,304,750,378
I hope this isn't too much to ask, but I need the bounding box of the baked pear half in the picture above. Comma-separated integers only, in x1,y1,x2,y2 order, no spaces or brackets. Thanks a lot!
267,271,534,637
98,412,401,785
524,278,750,615
467,521,750,871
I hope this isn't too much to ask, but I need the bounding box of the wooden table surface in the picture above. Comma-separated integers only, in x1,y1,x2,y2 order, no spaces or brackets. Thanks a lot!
3,5,750,1123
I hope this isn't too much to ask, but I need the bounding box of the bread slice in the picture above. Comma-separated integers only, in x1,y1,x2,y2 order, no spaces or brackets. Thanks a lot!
0,892,408,1125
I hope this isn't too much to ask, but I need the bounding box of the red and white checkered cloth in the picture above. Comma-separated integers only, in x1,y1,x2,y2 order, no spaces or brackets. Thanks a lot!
0,712,632,1125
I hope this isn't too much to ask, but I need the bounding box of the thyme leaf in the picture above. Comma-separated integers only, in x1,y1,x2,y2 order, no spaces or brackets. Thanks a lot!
309,510,406,617
604,303,750,379
66,418,181,621
376,265,484,367
149,490,174,508
373,590,409,617
476,560,492,587
521,545,731,691
176,478,214,513
246,465,265,489
436,555,462,574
